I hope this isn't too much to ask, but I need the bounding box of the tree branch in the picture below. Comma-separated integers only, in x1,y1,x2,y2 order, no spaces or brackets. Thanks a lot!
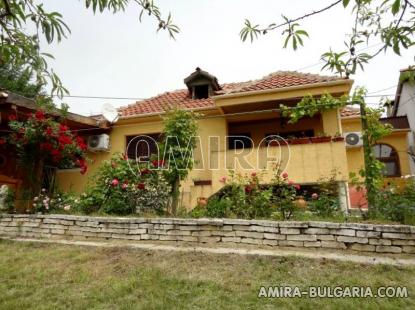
370,1,409,59
0,0,12,20
261,0,342,32
405,0,415,10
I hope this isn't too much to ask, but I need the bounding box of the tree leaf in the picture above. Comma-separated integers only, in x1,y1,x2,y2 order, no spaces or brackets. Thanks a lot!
392,0,401,15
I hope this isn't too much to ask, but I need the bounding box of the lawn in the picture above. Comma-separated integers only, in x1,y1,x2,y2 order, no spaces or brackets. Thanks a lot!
0,240,414,309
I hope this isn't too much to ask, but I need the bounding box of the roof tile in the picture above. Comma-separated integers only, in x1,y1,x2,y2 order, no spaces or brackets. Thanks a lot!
119,71,346,117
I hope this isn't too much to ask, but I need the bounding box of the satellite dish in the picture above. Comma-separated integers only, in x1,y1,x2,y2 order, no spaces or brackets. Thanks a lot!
101,103,119,123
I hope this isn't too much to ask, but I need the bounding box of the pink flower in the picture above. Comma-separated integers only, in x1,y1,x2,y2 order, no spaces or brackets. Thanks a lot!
288,180,294,185
219,176,227,183
295,184,301,190
311,193,319,200
111,179,119,187
282,172,288,179
121,182,128,190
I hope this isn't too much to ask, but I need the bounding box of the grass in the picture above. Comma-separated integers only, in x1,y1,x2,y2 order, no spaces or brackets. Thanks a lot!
0,240,414,309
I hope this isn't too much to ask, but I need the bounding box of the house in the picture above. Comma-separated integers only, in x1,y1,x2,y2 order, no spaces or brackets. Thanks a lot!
55,68,412,210
57,69,354,209
389,67,415,174
341,106,411,208
0,91,110,210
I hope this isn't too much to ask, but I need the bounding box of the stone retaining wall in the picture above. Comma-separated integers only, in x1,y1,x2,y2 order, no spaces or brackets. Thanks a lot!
1,214,415,254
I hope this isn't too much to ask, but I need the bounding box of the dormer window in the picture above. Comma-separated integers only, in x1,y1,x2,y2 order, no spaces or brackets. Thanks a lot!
193,84,209,99
184,67,221,100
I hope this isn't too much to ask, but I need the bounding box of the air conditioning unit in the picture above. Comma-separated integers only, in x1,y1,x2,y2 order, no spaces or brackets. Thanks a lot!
344,132,363,148
87,134,110,152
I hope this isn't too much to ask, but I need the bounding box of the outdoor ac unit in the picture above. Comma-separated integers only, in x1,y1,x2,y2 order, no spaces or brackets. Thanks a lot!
344,132,363,148
87,134,110,152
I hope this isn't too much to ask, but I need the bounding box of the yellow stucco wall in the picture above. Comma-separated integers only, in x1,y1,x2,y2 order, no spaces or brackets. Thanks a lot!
342,117,411,181
56,81,355,209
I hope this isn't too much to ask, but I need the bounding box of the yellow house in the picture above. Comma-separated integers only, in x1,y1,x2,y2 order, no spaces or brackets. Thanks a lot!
56,68,411,210
341,106,412,208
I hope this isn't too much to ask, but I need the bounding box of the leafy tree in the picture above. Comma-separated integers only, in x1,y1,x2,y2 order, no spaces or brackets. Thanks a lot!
0,63,42,98
241,0,415,77
0,0,179,98
160,109,198,215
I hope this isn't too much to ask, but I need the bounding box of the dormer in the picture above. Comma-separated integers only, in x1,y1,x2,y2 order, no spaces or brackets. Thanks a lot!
184,67,221,99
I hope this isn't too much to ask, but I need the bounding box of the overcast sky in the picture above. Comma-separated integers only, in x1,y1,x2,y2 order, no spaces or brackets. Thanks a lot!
41,0,414,116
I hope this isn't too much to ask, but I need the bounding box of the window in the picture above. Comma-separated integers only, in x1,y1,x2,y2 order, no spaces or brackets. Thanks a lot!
373,144,400,177
228,134,253,150
193,84,209,99
126,134,161,161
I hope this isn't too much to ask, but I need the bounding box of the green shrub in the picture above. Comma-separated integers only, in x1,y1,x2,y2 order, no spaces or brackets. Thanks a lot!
84,153,171,215
375,180,415,225
219,171,274,219
198,168,299,220
269,171,298,220
308,192,340,217
205,197,232,218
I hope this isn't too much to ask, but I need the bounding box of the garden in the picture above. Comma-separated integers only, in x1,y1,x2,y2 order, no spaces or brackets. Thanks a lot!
1,93,415,227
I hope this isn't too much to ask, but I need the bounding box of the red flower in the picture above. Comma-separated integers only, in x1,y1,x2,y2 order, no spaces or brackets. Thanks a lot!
80,166,88,175
40,142,53,151
151,159,165,167
51,149,60,157
295,184,301,190
140,168,150,175
111,179,119,187
58,134,72,146
8,115,16,121
0,138,6,145
35,110,45,121
76,136,87,150
251,172,257,177
245,185,253,194
46,127,54,137
137,183,145,190
59,124,69,133
282,172,288,179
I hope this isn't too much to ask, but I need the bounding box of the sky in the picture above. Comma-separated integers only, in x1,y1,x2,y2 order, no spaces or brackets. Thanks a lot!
40,0,415,116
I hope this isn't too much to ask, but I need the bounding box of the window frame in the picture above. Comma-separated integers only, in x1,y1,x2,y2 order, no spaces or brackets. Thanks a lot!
373,143,401,177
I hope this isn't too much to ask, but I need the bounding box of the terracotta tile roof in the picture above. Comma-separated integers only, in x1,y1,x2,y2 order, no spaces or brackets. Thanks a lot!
225,71,344,94
340,106,360,118
119,89,215,117
119,71,346,118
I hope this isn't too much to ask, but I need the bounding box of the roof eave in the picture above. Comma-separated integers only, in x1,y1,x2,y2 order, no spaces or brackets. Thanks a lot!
213,79,354,100
118,106,220,121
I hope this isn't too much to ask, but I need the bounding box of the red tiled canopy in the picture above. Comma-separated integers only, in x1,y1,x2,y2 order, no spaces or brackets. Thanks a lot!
118,71,346,118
